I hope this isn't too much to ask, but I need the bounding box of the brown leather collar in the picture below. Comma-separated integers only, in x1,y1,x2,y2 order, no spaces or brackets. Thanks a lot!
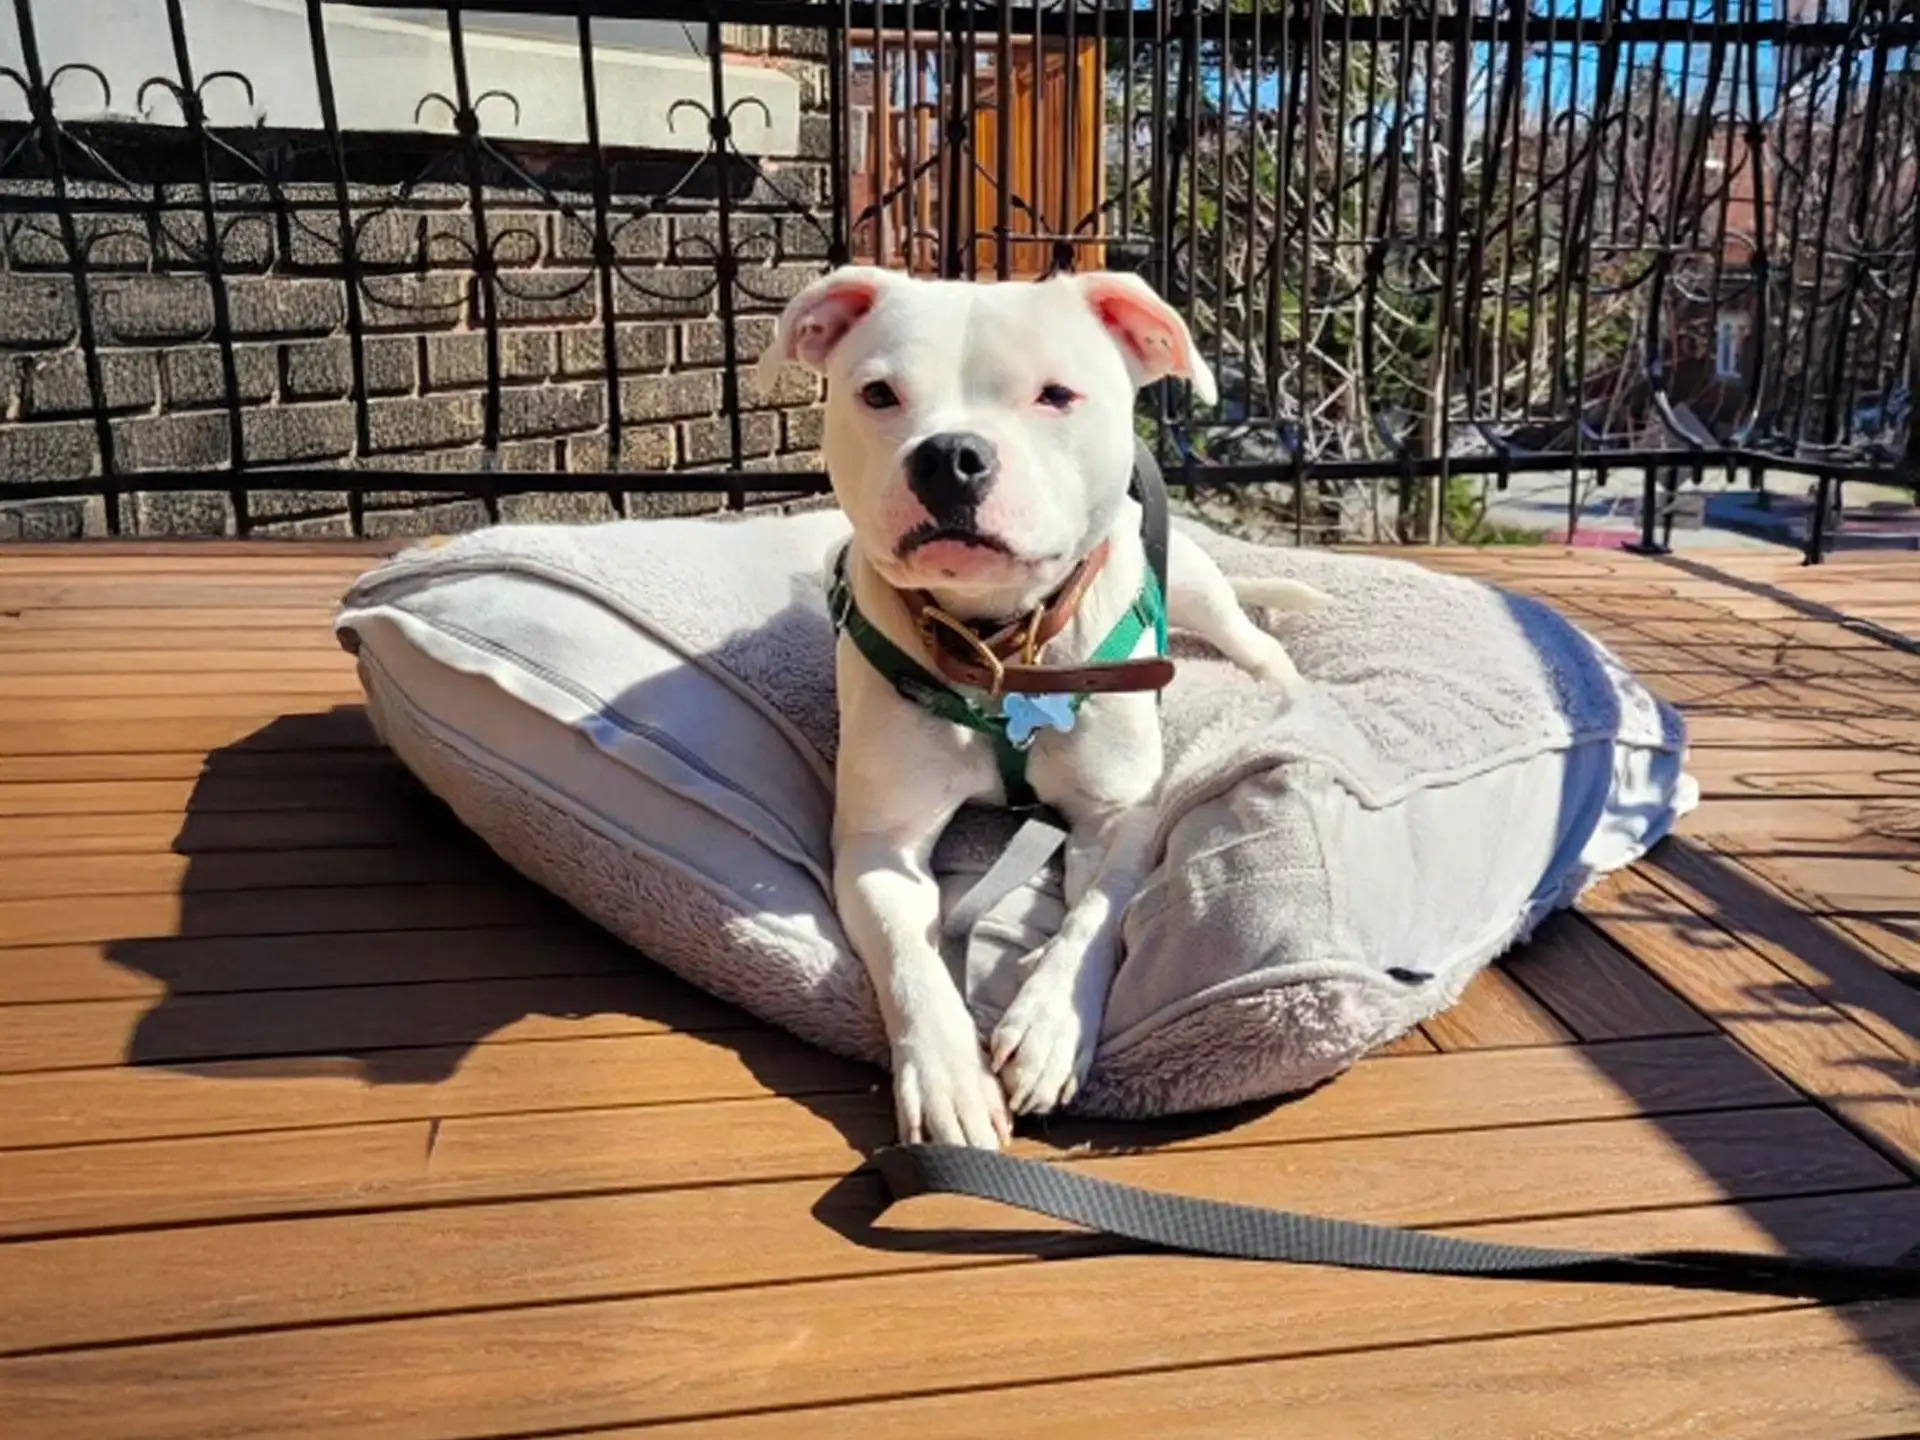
899,539,1175,697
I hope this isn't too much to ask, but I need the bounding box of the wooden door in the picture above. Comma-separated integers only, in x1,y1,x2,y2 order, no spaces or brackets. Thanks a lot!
845,33,1104,277
970,38,1105,276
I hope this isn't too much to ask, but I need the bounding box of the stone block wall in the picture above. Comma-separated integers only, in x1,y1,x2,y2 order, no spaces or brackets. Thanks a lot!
0,29,835,540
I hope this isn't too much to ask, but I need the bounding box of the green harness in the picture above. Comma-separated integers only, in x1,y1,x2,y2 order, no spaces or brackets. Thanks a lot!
828,549,1168,810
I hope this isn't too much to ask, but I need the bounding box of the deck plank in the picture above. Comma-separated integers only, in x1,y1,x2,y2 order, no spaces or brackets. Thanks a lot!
1684,744,1920,800
0,926,630,1004
0,808,448,861
0,606,342,634
0,763,418,817
0,580,360,610
0,846,494,901
1686,795,1920,846
0,693,376,724
7,671,361,699
1376,1028,1436,1054
0,881,569,948
0,974,758,1074
1503,915,1713,1041
1420,967,1574,1050
0,626,339,654
0,747,404,786
1822,913,1920,980
0,710,380,757
3,647,359,675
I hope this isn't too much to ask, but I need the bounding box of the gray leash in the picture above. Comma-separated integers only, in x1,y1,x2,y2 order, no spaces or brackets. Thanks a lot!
939,816,1071,970
873,1144,1920,1302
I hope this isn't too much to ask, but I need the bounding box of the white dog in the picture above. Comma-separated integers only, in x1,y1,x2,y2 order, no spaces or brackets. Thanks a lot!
763,266,1325,1150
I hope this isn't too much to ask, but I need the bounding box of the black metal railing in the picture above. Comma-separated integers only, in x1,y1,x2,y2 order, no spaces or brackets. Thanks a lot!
0,0,1915,558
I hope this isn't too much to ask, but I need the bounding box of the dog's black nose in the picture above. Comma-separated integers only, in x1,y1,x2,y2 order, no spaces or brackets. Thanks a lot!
906,432,999,517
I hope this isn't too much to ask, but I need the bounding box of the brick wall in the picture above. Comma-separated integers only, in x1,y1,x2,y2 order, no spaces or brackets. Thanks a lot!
0,30,835,540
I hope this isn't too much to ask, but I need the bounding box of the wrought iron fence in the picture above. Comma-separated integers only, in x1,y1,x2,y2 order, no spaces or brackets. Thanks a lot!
0,0,1916,558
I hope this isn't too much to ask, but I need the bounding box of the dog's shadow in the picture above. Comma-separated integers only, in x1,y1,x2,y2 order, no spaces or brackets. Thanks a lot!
103,710,879,1137
105,704,1274,1211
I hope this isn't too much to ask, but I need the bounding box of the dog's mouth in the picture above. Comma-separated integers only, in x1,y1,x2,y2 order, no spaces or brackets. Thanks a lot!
896,523,1014,560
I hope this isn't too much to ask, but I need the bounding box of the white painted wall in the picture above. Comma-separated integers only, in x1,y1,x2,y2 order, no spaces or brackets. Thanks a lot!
0,0,799,155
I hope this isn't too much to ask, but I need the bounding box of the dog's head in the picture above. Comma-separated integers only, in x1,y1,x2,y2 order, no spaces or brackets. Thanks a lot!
762,267,1214,606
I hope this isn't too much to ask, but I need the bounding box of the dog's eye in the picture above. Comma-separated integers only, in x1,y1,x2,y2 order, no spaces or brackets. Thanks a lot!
1037,383,1077,411
858,380,900,410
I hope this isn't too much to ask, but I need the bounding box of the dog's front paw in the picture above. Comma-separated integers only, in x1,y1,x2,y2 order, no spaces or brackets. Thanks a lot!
892,1010,1011,1150
989,964,1097,1116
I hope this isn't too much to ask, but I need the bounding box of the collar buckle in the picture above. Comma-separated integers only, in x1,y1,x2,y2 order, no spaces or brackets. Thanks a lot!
917,605,1008,696
1016,604,1046,664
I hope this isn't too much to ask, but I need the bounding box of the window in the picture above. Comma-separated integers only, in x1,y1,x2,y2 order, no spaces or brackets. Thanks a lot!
1715,313,1750,380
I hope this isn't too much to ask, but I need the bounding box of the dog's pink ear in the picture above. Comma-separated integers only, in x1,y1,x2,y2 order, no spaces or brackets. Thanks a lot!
1075,271,1217,406
764,266,891,375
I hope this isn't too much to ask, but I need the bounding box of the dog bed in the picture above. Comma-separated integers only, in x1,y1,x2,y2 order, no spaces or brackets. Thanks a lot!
334,512,1696,1118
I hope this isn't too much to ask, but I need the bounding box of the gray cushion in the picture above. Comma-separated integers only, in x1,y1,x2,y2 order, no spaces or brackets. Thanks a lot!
336,512,1695,1118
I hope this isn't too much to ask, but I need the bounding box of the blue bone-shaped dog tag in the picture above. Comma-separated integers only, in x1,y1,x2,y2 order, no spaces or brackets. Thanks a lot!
1001,692,1077,748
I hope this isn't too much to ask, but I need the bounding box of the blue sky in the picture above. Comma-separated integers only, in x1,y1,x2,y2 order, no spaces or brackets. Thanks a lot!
872,0,1908,137
1197,0,1906,129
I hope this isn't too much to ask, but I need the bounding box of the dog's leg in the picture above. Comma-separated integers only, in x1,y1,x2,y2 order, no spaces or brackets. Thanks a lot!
1165,529,1323,689
990,698,1161,1116
836,823,1012,1148
834,652,1012,1149
989,799,1155,1113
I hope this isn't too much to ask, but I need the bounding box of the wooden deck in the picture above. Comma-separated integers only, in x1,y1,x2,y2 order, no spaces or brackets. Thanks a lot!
0,539,1916,1438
